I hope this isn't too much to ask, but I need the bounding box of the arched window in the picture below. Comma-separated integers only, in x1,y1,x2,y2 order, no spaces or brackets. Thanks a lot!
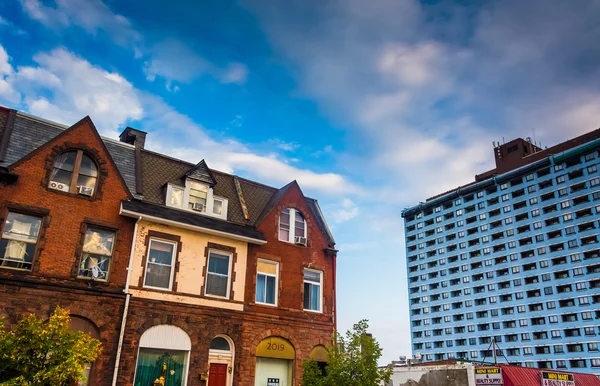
279,208,306,243
49,150,98,196
69,316,100,386
134,325,191,386
210,336,231,351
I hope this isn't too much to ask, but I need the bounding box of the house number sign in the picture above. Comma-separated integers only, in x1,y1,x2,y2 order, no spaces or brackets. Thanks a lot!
267,378,280,386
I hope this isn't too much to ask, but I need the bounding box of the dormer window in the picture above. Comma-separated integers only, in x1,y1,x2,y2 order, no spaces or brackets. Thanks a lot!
48,150,97,196
166,180,228,220
279,208,307,244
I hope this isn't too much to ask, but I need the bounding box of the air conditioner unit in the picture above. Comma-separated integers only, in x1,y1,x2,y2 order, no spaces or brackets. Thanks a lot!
78,186,94,196
49,181,69,192
192,202,205,212
294,236,307,246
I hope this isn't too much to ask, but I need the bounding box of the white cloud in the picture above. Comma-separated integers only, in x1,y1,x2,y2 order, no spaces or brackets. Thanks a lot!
0,47,143,136
144,40,248,87
330,198,359,223
274,140,300,152
0,44,355,195
0,46,20,104
19,0,141,48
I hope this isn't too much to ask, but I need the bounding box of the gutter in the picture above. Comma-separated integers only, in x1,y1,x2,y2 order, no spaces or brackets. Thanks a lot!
111,216,141,386
119,205,268,245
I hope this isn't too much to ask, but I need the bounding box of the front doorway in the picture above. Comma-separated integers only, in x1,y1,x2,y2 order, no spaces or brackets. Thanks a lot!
208,363,228,386
254,336,295,386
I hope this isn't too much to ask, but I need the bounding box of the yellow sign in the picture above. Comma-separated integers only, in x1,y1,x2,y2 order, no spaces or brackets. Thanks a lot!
256,337,295,360
476,367,501,374
310,345,329,362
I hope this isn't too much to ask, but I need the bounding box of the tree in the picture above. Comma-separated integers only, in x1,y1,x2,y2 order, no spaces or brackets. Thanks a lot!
302,320,392,386
0,306,102,386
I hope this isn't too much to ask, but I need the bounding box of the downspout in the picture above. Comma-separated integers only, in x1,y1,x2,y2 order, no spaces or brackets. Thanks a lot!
111,216,142,386
333,252,338,333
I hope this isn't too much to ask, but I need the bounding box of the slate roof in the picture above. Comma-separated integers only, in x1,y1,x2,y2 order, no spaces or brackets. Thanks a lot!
0,107,335,246
121,200,266,242
0,110,139,197
185,160,216,186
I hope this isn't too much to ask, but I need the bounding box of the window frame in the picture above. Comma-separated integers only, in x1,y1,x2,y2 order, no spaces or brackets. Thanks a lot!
48,150,99,197
165,181,228,220
279,208,307,243
143,238,178,291
255,259,279,306
303,268,323,313
77,225,116,282
0,210,44,272
204,249,234,299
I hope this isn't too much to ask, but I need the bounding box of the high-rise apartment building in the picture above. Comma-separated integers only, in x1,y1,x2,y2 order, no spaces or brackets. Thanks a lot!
402,129,600,375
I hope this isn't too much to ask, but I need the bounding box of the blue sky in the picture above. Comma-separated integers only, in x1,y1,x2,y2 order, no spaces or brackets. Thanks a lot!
1,0,600,364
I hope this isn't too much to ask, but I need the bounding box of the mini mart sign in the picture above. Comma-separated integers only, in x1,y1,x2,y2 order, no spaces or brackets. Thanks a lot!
475,367,503,385
541,371,575,386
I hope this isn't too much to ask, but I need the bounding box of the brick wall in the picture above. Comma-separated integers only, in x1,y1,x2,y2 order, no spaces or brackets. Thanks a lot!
0,118,134,385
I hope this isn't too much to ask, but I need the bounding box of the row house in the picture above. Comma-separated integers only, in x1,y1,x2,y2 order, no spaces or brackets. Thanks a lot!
0,107,337,386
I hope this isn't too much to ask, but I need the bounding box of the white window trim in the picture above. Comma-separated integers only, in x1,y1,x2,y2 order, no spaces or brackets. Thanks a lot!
204,249,233,299
143,238,178,291
278,208,307,243
255,259,279,307
166,181,228,220
303,268,323,313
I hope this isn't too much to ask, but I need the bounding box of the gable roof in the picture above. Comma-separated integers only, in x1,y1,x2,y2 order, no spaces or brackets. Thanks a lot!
0,109,139,197
7,115,134,198
0,107,335,247
185,159,216,186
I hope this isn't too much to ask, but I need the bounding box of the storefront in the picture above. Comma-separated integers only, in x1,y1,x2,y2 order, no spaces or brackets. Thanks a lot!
255,337,295,386
133,325,191,386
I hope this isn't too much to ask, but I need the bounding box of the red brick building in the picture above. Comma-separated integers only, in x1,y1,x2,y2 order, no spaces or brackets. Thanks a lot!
0,107,337,386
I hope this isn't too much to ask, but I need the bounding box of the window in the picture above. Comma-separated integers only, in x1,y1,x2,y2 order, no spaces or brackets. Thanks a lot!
279,208,307,243
49,150,98,196
77,227,115,281
304,269,323,312
256,260,278,306
205,250,233,298
166,181,228,218
0,212,42,271
589,343,599,352
144,239,177,290
551,330,561,338
592,359,600,368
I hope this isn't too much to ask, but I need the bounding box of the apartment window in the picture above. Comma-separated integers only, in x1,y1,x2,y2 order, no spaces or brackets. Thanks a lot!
505,217,513,225
519,319,528,327
547,301,556,309
542,273,551,281
573,267,584,276
563,213,572,222
592,359,600,368
205,250,233,298
549,315,558,323
528,185,536,193
502,194,510,201
468,325,475,332
582,311,593,320
555,164,564,171
0,212,42,271
256,260,278,305
523,347,532,355
558,188,568,196
304,269,323,312
144,239,177,290
576,282,587,291
189,181,208,210
49,150,98,196
537,247,546,255
531,209,540,217
579,297,590,305
279,208,307,243
590,177,600,187
518,305,526,313
555,346,565,354
551,330,561,338
77,227,115,281
561,201,571,209
533,221,542,229
585,327,596,336
556,175,566,184
544,287,553,295
589,343,599,351
540,260,549,268
588,165,598,173
456,209,463,216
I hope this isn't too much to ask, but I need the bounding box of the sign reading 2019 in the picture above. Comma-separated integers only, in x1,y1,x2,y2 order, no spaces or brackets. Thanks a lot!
541,371,574,386
266,342,285,352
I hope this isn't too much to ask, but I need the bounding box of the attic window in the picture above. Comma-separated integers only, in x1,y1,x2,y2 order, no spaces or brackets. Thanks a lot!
166,180,228,220
279,208,307,244
49,150,98,197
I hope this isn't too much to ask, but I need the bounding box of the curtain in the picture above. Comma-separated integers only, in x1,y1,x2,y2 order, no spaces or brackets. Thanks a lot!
134,349,186,386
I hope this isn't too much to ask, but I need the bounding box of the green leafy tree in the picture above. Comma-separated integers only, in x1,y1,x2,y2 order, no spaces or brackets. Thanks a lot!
302,320,392,386
0,306,102,386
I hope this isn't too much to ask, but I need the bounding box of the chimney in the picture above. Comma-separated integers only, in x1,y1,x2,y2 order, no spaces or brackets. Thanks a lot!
119,127,147,149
